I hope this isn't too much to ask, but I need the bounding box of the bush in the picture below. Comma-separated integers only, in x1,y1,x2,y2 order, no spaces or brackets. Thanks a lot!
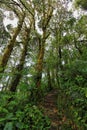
0,92,50,130
57,60,87,129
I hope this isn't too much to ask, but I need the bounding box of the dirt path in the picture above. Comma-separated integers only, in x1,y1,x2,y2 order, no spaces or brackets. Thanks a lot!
42,89,60,130
40,89,78,130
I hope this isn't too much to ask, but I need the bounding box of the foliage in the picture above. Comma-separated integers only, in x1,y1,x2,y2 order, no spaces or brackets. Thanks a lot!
57,52,87,129
75,0,87,10
0,0,87,129
0,91,50,130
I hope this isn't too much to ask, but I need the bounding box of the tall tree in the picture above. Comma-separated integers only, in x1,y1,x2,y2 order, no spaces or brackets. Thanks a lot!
0,12,25,73
34,0,54,88
8,25,32,92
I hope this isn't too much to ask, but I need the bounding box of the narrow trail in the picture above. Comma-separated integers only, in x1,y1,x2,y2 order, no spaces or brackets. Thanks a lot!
40,89,78,130
43,89,59,130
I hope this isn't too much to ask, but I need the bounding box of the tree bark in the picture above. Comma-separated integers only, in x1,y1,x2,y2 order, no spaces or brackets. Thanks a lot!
8,27,31,92
47,68,52,90
35,7,53,88
0,13,25,74
35,39,45,88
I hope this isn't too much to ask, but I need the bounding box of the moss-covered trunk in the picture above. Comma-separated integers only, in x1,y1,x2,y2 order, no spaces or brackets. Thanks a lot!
35,7,53,88
8,27,31,92
0,13,25,73
35,40,45,88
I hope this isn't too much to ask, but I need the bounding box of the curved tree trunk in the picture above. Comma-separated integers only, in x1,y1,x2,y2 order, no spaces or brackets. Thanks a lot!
0,13,25,74
35,7,53,88
8,27,31,92
35,39,45,88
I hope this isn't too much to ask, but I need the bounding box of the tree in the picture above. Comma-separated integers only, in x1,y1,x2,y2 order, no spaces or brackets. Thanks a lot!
75,0,87,10
8,25,32,92
0,12,25,74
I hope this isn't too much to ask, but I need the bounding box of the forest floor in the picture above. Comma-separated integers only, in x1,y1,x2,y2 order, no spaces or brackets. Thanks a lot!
43,89,60,130
39,89,78,130
39,89,63,130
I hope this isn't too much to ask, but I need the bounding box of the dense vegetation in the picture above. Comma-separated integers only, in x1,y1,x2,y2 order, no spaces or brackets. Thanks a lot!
0,0,87,129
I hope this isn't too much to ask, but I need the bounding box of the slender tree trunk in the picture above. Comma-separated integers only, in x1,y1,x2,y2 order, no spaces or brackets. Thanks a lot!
47,68,52,90
0,13,25,74
8,27,31,92
35,38,45,88
59,45,63,69
35,7,53,88
74,42,82,55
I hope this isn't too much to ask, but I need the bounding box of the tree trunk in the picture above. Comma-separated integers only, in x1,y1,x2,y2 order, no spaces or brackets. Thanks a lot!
47,68,52,90
8,27,31,92
0,13,25,74
35,39,45,88
35,6,53,88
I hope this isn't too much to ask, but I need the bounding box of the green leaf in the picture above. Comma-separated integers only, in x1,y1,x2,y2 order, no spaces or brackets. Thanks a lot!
6,113,13,120
85,88,87,98
16,122,24,129
4,122,13,130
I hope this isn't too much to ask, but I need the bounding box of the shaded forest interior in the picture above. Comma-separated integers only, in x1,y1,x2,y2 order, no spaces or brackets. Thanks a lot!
0,0,87,130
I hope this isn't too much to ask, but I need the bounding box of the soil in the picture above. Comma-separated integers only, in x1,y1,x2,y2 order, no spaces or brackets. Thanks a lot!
40,89,78,130
43,89,59,129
